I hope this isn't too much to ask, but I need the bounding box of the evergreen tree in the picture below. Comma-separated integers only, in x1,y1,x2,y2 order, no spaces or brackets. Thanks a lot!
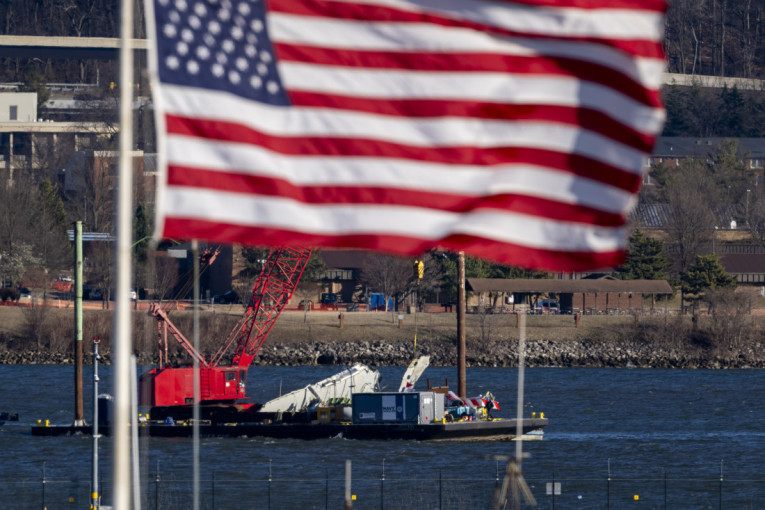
615,229,670,280
718,85,748,136
709,138,749,207
19,70,50,114
132,203,152,264
681,254,736,302
240,247,271,278
34,178,70,276
133,203,153,294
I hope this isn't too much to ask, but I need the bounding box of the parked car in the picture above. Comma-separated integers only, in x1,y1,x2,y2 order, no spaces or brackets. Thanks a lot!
320,293,339,309
213,291,240,304
320,293,339,304
52,276,73,292
87,288,103,300
18,287,31,301
535,299,560,314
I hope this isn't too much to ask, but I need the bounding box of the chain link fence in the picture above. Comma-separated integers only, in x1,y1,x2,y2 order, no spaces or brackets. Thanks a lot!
2,465,763,509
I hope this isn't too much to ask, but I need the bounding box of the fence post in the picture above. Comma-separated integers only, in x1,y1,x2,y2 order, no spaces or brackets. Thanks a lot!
381,458,385,510
606,459,611,510
552,471,556,510
268,459,272,510
439,469,443,510
155,460,160,510
719,459,723,510
495,460,500,494
42,460,46,510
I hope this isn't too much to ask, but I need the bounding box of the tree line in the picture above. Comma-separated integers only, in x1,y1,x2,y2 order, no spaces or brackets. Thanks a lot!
1,0,765,82
663,84,765,137
2,0,764,311
665,0,765,79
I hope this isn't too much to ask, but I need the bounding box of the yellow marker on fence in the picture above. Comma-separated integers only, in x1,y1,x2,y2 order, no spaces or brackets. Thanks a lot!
634,494,639,501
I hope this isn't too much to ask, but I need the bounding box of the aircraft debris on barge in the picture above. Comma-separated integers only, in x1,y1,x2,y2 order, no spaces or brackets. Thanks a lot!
32,247,547,440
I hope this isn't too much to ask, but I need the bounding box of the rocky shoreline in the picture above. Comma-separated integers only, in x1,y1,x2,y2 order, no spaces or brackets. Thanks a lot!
3,338,763,369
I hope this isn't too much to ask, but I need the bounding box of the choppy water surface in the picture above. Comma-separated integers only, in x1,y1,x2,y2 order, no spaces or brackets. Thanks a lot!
1,365,763,509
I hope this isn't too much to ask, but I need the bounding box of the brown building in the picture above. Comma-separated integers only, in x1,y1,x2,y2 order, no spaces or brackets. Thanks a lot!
645,137,765,187
467,277,673,314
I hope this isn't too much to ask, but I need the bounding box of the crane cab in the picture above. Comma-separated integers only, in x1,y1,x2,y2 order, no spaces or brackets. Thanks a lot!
139,366,247,407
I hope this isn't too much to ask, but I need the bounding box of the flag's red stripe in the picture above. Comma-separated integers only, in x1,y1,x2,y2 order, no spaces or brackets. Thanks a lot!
167,164,626,226
473,0,665,10
162,218,628,272
166,115,643,192
287,91,655,153
275,43,662,109
269,0,665,60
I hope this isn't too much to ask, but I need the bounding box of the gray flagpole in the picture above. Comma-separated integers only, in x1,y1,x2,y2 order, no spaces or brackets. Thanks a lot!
114,0,135,507
192,240,201,510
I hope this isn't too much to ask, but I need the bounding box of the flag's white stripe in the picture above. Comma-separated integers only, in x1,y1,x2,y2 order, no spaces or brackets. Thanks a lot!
164,186,627,252
161,86,653,173
316,0,665,40
269,14,666,89
167,134,635,214
277,63,664,136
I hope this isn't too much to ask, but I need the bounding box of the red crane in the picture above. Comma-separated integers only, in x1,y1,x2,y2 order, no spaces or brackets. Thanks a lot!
139,246,313,409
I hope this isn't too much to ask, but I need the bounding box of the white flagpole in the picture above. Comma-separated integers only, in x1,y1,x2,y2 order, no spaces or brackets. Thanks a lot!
515,312,526,466
114,0,135,507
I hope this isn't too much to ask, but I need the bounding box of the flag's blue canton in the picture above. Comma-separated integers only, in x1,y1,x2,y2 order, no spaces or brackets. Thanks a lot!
154,0,289,105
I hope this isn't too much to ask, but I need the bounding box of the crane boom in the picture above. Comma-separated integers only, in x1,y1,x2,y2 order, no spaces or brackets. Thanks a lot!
139,246,313,408
211,246,313,367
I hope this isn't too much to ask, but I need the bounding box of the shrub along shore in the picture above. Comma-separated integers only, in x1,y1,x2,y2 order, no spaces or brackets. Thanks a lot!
0,307,763,369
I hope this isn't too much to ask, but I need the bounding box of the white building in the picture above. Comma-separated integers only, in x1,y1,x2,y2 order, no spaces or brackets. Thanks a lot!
0,92,37,122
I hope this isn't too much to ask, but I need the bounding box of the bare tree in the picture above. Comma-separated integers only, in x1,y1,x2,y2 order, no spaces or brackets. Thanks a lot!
359,253,416,312
153,255,180,302
87,242,113,308
664,160,716,274
0,172,35,256
22,299,53,352
746,192,765,242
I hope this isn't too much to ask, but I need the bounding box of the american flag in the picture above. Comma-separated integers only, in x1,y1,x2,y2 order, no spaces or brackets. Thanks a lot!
146,0,666,271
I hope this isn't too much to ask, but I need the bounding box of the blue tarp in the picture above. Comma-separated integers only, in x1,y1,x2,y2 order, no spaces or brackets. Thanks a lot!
369,293,393,311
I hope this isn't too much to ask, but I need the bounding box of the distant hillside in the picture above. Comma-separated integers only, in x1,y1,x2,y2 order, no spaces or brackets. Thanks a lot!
1,0,764,138
665,0,765,80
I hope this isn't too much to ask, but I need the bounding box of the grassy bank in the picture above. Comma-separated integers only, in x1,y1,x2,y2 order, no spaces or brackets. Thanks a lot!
1,305,763,367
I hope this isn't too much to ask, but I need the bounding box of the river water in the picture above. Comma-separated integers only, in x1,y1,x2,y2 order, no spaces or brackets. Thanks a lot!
0,364,763,509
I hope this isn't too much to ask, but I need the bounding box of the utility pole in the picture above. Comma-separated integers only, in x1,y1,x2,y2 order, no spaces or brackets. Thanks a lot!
457,251,466,398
